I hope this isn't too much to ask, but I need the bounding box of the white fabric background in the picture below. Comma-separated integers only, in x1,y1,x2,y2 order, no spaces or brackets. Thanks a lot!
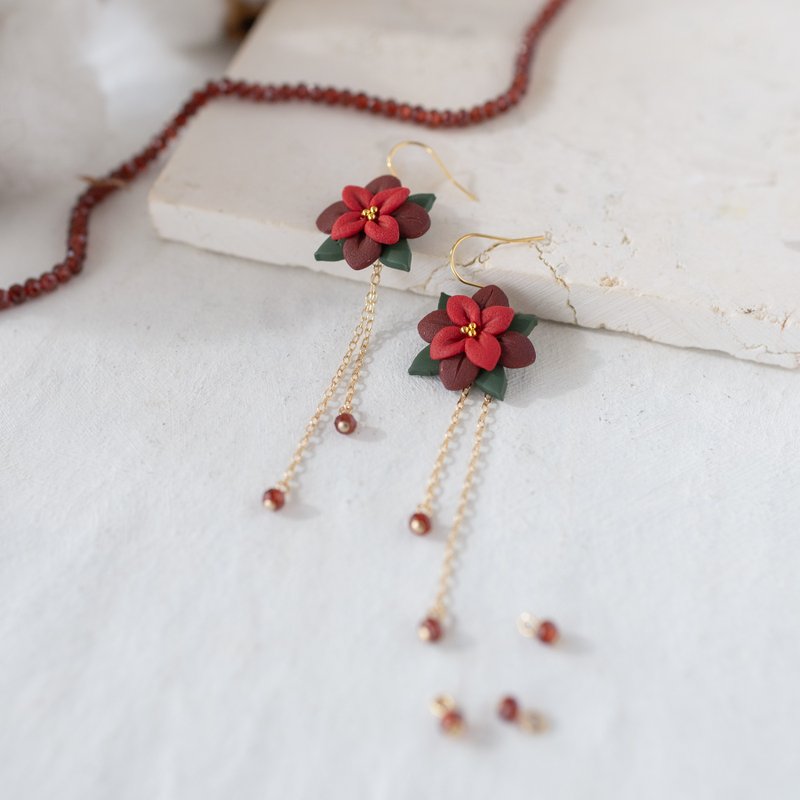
1,11,800,800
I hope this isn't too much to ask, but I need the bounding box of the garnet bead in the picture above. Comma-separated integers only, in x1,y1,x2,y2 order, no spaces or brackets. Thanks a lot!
24,279,41,299
8,284,25,305
0,290,9,310
262,487,285,511
334,412,357,435
537,620,560,644
441,710,465,736
40,273,58,293
498,696,520,722
418,616,442,642
409,512,432,536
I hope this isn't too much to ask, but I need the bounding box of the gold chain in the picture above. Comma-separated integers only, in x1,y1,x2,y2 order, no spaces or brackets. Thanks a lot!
416,386,471,516
277,263,382,494
340,265,382,413
431,392,493,621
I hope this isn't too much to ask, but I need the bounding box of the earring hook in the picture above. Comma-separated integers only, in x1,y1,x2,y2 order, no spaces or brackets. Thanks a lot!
386,141,478,202
449,232,548,289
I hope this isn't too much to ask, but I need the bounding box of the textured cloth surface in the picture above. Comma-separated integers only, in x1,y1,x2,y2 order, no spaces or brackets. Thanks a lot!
2,28,800,800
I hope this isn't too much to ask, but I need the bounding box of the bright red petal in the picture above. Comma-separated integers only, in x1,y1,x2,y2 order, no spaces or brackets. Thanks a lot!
430,326,467,360
418,309,452,343
372,186,410,215
446,295,481,326
481,305,515,335
439,355,480,391
465,333,501,371
331,211,366,240
364,215,400,245
341,185,372,211
343,234,382,270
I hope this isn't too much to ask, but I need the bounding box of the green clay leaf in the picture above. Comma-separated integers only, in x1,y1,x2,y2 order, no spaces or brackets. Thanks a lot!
314,236,345,262
474,365,508,401
380,239,412,272
407,193,436,212
408,346,440,377
508,312,538,336
437,292,451,311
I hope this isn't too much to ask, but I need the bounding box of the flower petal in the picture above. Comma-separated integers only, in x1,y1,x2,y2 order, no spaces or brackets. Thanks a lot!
366,174,401,194
372,186,410,215
343,233,382,270
499,331,536,368
465,332,502,371
446,295,481,326
481,305,515,336
393,201,431,239
472,284,509,309
417,309,451,343
439,355,480,391
430,326,467,360
316,200,349,234
342,185,372,211
331,211,366,240
364,215,400,245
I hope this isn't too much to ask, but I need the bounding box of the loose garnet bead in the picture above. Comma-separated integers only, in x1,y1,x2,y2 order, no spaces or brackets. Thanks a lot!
40,273,58,293
409,512,432,536
8,284,26,305
498,696,520,722
418,616,443,642
334,412,357,435
262,487,285,511
24,279,41,299
537,620,560,644
441,710,465,736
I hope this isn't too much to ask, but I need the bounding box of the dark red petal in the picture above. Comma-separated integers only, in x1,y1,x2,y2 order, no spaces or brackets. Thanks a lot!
417,309,451,343
394,201,431,239
499,331,536,368
439,355,480,391
342,185,372,211
481,305,515,336
343,233,382,270
431,326,467,360
472,284,510,309
331,211,366,240
316,200,349,233
372,186,409,215
364,215,400,245
365,174,402,194
446,295,481,326
465,332,502,371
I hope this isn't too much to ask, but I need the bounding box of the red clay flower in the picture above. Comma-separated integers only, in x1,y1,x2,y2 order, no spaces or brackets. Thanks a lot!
417,285,536,392
316,175,431,270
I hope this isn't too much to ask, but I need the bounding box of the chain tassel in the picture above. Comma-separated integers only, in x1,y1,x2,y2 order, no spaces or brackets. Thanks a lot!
418,392,493,642
262,264,382,510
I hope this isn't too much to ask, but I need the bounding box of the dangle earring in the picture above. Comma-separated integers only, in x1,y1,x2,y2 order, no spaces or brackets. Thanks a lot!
407,233,545,642
262,142,475,512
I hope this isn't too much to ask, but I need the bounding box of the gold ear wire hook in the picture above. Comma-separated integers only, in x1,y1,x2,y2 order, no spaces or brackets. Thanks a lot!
386,141,478,202
449,232,548,289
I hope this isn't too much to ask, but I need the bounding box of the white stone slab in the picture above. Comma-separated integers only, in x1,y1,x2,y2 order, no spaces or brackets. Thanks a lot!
149,0,800,367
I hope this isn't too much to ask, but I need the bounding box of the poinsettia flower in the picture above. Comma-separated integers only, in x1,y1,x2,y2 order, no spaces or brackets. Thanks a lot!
416,285,536,392
316,175,431,270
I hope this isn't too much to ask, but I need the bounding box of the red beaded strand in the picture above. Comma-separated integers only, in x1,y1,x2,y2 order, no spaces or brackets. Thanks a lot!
0,0,570,313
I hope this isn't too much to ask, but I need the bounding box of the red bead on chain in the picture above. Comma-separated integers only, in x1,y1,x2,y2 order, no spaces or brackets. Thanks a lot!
0,0,570,312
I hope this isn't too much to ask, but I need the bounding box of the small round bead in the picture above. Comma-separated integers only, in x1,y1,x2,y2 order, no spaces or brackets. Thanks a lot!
354,93,368,110
262,487,285,511
498,696,519,722
24,278,41,299
537,620,559,644
40,273,58,293
8,284,26,305
54,263,72,283
398,103,412,121
440,710,465,736
334,412,357,435
409,512,432,536
418,616,443,643
0,289,10,309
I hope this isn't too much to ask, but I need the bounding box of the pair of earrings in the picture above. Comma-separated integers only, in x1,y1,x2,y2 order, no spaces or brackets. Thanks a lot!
261,141,544,642
431,694,548,737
